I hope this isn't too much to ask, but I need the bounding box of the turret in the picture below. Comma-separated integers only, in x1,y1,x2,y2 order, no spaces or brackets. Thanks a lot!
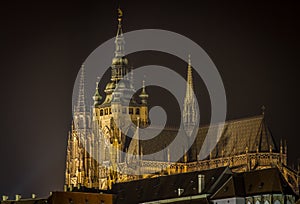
93,81,102,106
139,80,149,105
139,80,149,126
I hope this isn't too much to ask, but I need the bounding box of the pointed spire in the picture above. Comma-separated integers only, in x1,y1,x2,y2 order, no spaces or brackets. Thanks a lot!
284,139,287,154
93,77,102,106
261,105,266,116
183,54,198,137
139,80,149,104
115,8,125,58
76,64,87,113
72,120,75,132
187,54,193,94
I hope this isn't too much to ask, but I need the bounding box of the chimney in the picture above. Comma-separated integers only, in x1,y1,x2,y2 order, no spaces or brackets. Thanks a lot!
198,174,205,193
178,188,184,196
2,195,8,201
31,194,36,199
15,194,21,201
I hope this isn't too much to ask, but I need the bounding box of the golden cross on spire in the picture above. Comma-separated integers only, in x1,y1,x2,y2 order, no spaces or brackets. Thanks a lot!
118,8,123,23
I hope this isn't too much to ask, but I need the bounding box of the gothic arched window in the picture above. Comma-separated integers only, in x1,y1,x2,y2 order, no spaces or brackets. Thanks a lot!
129,108,133,114
136,108,140,115
100,109,103,116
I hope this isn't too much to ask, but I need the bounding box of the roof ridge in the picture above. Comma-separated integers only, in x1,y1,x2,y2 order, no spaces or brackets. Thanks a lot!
199,114,264,129
144,114,264,131
210,175,234,199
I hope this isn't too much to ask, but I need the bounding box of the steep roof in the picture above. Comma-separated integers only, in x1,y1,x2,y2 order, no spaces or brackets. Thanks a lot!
133,115,277,161
112,167,231,204
243,168,295,196
210,174,245,199
210,168,296,200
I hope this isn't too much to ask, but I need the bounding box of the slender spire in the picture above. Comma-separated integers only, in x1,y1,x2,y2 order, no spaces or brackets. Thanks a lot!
93,79,102,106
139,80,149,104
187,54,193,95
76,64,86,113
185,54,194,100
183,54,198,137
115,8,125,58
261,105,266,116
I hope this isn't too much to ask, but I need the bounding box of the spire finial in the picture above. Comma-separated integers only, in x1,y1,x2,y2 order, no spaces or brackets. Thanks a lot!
96,76,100,89
142,79,145,88
139,79,149,103
93,76,102,105
114,8,125,57
188,54,191,67
261,105,266,115
118,7,123,24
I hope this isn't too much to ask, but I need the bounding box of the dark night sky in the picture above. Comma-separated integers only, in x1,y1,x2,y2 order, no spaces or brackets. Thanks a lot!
0,0,300,199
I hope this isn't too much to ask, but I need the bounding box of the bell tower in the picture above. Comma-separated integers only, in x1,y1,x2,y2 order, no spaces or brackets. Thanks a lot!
92,9,149,165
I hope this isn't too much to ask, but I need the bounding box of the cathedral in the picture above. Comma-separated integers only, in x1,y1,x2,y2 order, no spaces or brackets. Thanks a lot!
64,11,299,194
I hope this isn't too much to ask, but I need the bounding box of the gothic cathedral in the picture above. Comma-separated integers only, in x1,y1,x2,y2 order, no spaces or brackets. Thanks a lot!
65,11,299,194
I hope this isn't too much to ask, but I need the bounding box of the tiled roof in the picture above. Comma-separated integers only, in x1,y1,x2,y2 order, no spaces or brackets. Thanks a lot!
243,168,295,196
112,167,231,204
131,115,277,161
210,168,296,200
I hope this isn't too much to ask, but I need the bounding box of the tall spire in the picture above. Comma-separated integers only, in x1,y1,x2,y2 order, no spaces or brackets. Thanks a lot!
115,8,125,58
76,64,87,113
186,54,193,96
183,55,198,137
110,7,129,82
